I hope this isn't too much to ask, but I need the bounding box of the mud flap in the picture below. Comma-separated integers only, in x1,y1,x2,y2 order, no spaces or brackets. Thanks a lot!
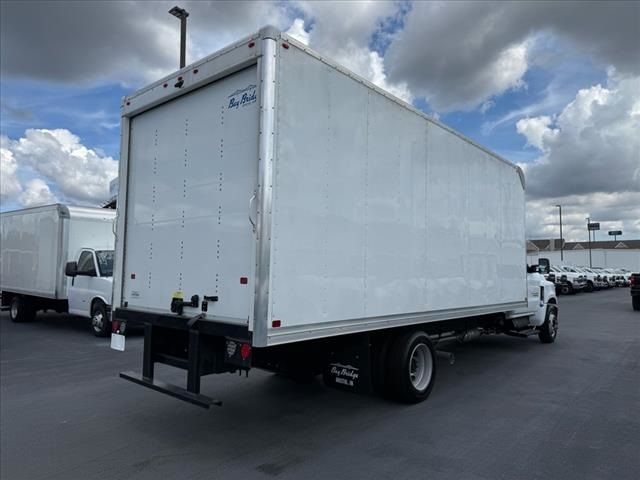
322,333,372,393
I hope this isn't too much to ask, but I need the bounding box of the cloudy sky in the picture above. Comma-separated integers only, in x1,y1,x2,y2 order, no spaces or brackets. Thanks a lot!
1,0,638,241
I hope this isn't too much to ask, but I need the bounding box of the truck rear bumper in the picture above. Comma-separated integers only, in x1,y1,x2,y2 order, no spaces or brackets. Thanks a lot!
114,308,252,409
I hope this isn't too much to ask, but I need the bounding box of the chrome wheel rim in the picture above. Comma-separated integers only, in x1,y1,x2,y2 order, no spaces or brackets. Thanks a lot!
10,302,18,319
548,310,558,338
92,312,104,333
409,343,433,391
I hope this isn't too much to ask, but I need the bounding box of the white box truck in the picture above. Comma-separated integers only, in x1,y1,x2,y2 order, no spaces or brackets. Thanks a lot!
112,27,558,407
1,204,116,336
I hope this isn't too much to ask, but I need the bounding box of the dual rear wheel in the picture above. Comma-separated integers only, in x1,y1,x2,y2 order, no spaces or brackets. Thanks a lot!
378,330,437,404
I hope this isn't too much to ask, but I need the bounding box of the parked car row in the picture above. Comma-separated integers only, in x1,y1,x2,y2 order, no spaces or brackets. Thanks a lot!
544,264,634,295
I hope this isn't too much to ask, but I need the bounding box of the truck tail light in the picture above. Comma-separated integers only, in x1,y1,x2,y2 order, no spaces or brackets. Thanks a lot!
240,343,251,360
112,320,120,333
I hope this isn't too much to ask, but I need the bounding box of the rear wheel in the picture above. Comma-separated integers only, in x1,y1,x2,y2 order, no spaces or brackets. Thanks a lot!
91,301,110,337
585,281,594,293
386,331,436,404
539,304,558,343
9,296,36,323
560,284,570,295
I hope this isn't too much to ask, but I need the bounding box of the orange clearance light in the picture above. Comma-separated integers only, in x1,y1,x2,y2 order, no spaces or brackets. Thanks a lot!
272,320,281,328
282,43,289,49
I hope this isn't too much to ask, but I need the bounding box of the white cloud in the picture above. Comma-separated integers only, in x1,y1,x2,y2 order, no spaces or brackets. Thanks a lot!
285,18,310,45
328,41,413,103
291,2,413,102
520,75,640,241
18,179,57,207
2,129,118,206
526,192,640,242
522,75,640,198
0,142,22,200
384,1,640,111
516,116,558,150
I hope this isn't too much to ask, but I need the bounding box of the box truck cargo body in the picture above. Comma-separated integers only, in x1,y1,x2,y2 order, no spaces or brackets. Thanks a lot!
114,27,557,407
1,204,116,334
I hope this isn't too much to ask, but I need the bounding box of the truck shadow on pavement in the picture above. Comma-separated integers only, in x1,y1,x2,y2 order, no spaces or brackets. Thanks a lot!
113,335,552,478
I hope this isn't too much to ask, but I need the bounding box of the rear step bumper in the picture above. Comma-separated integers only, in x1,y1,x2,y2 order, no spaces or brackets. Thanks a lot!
120,371,221,408
115,308,252,409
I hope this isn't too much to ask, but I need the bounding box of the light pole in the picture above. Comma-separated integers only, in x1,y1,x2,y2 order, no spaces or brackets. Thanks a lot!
555,204,563,262
586,217,592,268
169,6,189,69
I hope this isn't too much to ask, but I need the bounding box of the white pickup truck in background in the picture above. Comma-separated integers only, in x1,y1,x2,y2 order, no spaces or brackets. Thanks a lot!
0,204,116,336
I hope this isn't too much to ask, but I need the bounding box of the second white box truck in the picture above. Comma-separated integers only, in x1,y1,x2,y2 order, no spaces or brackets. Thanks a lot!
1,204,116,336
112,27,558,407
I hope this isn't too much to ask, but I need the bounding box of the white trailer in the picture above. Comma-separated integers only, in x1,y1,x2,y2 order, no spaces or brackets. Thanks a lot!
113,27,558,407
0,204,116,336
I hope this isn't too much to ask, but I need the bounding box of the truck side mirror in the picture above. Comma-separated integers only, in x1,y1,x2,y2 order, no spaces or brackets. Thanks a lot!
65,261,78,277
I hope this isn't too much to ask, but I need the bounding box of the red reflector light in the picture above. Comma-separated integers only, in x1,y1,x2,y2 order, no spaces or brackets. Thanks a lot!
240,343,251,360
112,320,120,333
130,273,136,279
248,41,255,48
282,43,289,49
193,69,199,74
126,101,130,106
163,83,168,88
240,277,248,285
178,76,183,81
272,320,281,328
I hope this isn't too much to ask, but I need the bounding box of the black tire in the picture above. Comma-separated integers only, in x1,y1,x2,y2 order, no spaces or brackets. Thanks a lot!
9,296,36,323
386,330,437,404
371,334,393,396
90,301,110,337
538,304,558,343
585,281,594,293
633,296,640,311
560,284,570,295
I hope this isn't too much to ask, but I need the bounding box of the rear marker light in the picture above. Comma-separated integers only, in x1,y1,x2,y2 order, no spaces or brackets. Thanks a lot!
272,320,281,328
282,43,289,49
240,343,251,360
130,273,136,279
126,101,130,106
193,69,199,74
163,83,168,88
112,320,120,333
178,76,183,81
240,277,248,285
248,41,255,48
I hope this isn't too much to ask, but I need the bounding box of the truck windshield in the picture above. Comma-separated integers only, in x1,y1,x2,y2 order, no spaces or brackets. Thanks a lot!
95,250,114,277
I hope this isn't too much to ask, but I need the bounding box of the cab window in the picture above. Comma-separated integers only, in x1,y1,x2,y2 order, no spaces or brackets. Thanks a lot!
77,251,95,275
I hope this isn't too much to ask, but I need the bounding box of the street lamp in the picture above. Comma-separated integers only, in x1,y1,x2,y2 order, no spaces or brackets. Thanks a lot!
555,205,563,262
169,6,189,69
586,217,592,268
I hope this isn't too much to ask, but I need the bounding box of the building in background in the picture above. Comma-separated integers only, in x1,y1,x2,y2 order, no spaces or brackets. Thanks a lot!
527,239,640,270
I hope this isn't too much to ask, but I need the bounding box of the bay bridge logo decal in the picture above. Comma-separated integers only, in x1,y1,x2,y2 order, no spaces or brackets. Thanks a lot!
228,84,257,109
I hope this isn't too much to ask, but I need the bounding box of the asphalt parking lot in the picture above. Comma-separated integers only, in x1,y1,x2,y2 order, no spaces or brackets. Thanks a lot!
1,287,638,480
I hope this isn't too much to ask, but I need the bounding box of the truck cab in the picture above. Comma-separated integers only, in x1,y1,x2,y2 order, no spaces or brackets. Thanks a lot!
65,249,114,336
556,266,586,294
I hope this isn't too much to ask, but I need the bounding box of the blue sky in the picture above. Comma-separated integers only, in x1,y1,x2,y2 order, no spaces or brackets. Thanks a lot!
1,1,638,241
